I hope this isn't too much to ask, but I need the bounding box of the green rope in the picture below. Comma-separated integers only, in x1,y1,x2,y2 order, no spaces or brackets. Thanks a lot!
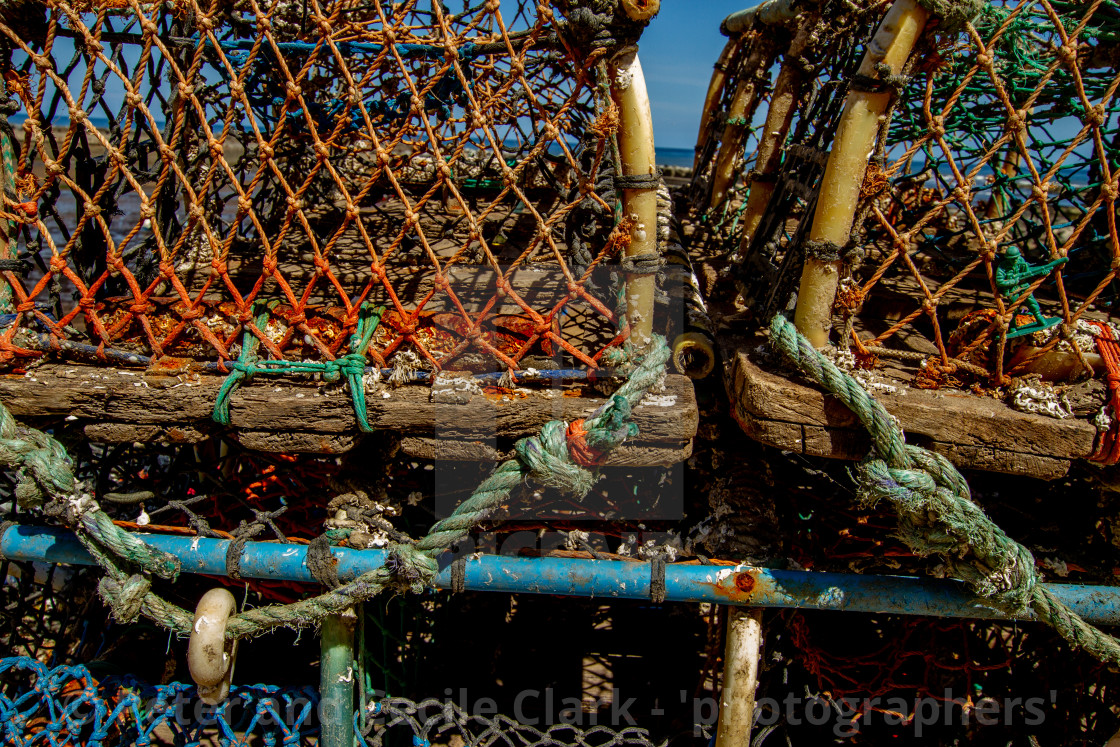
769,313,1120,664
1,105,18,313
213,303,385,432
0,334,670,642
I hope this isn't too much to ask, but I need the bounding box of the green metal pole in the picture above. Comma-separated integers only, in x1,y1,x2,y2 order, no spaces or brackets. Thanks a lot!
320,609,357,747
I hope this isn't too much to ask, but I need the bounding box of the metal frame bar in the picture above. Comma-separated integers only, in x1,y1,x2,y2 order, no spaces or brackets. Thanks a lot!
3,524,1119,624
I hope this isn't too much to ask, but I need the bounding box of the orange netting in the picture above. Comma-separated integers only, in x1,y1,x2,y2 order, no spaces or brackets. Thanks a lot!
0,0,654,376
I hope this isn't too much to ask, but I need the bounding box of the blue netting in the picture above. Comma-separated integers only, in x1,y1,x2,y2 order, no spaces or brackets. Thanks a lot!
0,657,320,747
0,657,668,747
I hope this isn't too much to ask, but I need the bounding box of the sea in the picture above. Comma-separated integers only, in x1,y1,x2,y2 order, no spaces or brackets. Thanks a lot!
654,147,695,169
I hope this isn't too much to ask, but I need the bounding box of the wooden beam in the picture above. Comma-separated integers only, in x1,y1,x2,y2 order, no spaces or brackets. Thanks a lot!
723,337,1095,480
6,365,697,464
398,436,692,466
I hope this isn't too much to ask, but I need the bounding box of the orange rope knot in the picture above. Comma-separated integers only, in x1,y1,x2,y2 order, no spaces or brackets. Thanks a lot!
914,358,961,390
849,333,879,369
590,102,620,137
604,216,637,256
1089,321,1120,465
2,70,28,99
859,162,890,199
14,201,37,221
947,309,999,370
14,174,37,196
835,281,866,312
566,418,605,466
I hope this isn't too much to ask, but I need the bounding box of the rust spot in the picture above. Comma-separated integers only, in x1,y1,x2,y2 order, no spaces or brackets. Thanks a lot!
734,572,756,594
147,355,194,376
481,386,527,400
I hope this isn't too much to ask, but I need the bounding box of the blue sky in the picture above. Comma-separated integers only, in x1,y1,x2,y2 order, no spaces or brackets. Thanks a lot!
639,1,749,149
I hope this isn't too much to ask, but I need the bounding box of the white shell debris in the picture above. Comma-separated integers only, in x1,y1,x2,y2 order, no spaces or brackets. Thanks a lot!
1008,376,1073,419
430,372,482,404
1040,557,1070,578
1094,404,1113,432
387,349,423,387
825,346,906,396
562,530,590,551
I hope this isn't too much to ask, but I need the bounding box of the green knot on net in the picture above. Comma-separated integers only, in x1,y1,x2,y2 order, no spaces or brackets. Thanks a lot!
0,391,181,580
382,542,440,594
515,420,597,497
213,302,385,432
583,394,640,451
768,313,1120,664
80,510,180,581
508,339,667,496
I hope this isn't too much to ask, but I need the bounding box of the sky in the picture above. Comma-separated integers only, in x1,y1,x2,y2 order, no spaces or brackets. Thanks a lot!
638,1,751,149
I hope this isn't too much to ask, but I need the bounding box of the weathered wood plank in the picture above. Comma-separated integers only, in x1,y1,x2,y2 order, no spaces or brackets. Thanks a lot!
724,337,1096,458
731,406,1073,479
231,431,359,454
84,423,212,444
723,335,1090,480
84,422,357,454
4,365,697,462
928,442,1071,481
398,436,693,466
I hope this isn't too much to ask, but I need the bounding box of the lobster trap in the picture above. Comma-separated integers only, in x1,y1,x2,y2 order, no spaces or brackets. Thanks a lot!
10,1,1120,745
689,0,1120,479
0,0,696,463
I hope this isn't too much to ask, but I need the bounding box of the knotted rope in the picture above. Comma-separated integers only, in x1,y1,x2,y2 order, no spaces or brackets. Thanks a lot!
0,334,669,641
213,303,384,431
769,313,1120,663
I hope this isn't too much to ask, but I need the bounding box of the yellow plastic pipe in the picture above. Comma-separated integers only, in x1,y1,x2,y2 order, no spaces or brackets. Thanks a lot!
609,47,659,348
738,24,813,247
714,608,764,747
708,40,776,210
694,38,740,172
793,0,929,346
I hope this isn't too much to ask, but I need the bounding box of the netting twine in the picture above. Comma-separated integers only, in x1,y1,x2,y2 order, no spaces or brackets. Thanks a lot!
770,312,1120,664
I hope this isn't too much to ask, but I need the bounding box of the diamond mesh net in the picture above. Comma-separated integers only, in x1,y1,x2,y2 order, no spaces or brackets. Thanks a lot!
0,0,648,376
0,656,670,747
690,0,1120,385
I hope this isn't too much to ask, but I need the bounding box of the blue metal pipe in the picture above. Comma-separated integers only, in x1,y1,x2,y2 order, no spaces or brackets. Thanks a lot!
4,524,1120,625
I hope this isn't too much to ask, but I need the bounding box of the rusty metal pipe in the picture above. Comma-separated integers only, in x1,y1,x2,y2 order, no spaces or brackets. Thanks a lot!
5,525,1120,625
